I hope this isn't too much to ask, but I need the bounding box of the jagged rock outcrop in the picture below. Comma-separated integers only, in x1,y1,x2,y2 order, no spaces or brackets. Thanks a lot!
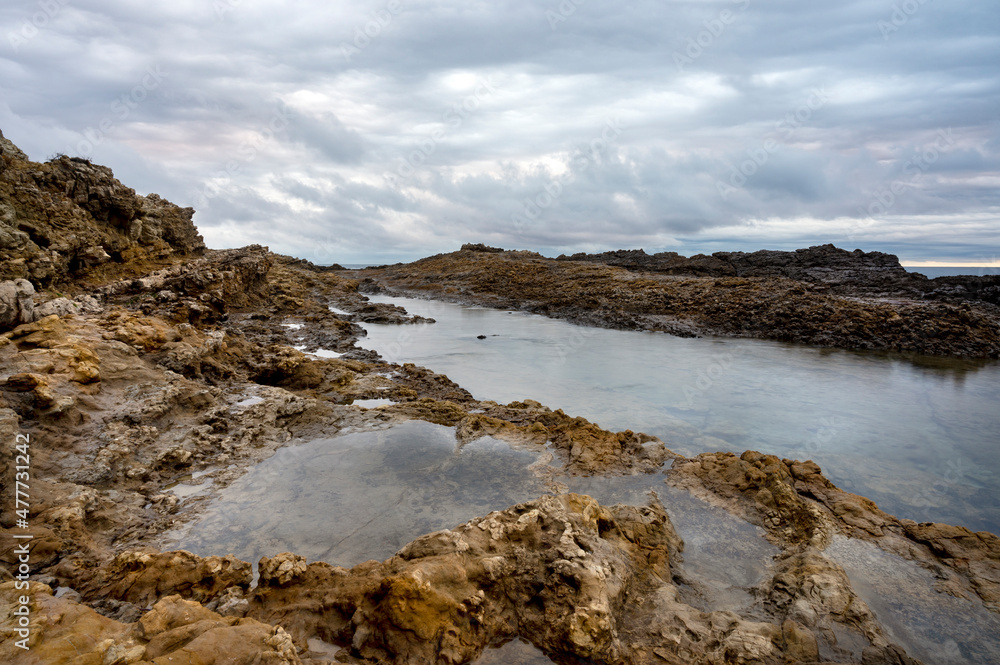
713,244,907,283
248,494,681,663
460,243,505,253
82,550,254,609
277,255,346,272
0,129,27,161
0,132,204,286
558,244,1000,304
92,245,274,326
557,245,909,284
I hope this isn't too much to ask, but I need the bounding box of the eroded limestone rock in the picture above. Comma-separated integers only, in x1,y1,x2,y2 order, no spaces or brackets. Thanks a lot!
0,584,301,665
0,280,35,330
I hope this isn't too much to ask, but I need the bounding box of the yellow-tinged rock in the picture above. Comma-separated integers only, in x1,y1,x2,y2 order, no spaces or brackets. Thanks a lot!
139,596,223,638
6,315,66,347
67,344,101,383
0,581,129,664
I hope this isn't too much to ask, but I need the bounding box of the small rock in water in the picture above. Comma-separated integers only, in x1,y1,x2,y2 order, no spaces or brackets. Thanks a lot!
477,334,487,339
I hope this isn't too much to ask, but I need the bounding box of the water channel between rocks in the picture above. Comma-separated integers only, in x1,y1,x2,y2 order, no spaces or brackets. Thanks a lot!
164,420,773,602
164,419,777,663
357,294,1000,535
163,294,1000,664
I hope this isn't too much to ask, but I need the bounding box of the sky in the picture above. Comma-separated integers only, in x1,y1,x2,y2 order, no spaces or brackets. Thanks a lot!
1,0,999,265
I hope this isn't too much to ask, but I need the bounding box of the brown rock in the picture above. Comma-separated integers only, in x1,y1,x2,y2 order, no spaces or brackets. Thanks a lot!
781,619,821,662
0,280,35,330
0,582,131,663
252,494,680,664
0,584,300,665
259,553,309,587
0,142,204,287
362,247,1000,358
0,129,28,160
903,522,1000,610
84,551,253,609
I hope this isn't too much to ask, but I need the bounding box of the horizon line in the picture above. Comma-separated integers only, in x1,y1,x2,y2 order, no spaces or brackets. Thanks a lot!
901,262,1000,268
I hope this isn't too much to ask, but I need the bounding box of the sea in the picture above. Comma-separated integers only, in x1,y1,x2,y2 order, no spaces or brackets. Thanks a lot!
903,266,1000,278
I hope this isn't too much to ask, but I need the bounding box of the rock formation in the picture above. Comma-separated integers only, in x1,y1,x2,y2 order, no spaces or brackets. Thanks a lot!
0,131,997,664
363,245,1000,358
559,244,1000,304
0,136,204,287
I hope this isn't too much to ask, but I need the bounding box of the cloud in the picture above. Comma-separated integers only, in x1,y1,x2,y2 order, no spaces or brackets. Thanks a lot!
1,0,998,263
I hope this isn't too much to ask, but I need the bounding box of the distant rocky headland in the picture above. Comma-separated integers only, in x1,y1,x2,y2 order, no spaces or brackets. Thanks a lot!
360,242,1000,358
1,130,998,664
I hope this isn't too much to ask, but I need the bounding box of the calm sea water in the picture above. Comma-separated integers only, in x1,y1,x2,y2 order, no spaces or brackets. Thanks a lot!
904,266,1000,278
357,295,1000,535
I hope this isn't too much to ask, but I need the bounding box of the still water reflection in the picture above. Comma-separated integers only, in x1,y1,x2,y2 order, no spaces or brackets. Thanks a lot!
163,421,549,568
357,295,1000,534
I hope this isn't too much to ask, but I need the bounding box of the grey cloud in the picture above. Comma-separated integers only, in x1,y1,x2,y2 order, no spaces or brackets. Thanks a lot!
0,0,998,263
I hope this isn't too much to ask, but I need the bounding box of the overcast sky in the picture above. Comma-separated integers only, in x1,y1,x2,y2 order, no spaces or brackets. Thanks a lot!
2,0,998,264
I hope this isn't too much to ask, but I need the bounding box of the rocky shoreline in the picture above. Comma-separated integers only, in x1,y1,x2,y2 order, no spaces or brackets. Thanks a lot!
357,243,1000,359
1,132,999,664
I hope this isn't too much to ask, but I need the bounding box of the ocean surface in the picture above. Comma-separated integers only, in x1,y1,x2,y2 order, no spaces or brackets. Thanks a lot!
336,265,1000,277
903,266,1000,278
357,295,1000,535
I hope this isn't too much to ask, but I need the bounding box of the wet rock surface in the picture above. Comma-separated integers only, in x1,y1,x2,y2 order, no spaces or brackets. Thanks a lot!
0,132,997,663
361,245,1000,358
